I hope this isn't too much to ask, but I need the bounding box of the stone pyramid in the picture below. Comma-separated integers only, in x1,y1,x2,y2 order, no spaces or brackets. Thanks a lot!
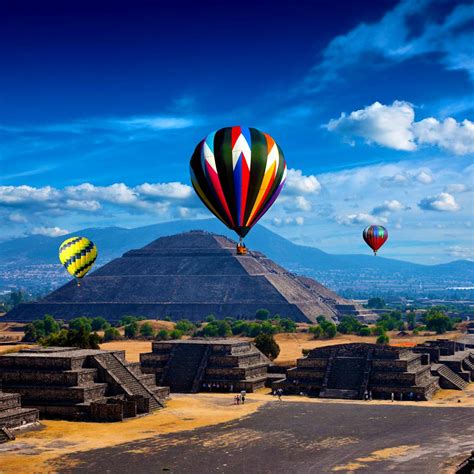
7,231,355,323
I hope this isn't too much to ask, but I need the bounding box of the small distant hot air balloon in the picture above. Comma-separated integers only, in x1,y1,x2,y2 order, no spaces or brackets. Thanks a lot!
59,236,97,286
190,126,287,254
363,225,388,256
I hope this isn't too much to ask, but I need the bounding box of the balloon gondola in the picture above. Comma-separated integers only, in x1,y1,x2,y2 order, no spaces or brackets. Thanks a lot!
190,126,287,255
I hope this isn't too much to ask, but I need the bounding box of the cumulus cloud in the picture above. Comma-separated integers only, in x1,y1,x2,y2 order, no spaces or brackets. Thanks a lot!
31,226,69,237
336,212,387,226
135,182,193,199
418,192,460,212
8,212,27,223
415,171,433,184
285,168,321,195
446,245,473,260
372,200,408,216
326,101,474,155
326,101,416,151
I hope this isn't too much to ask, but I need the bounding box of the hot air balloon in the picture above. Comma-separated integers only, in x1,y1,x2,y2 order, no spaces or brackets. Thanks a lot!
363,225,388,255
190,126,287,254
59,236,97,286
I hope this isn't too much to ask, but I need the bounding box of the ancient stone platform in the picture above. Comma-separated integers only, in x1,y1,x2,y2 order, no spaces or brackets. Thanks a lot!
5,231,373,323
0,390,39,442
0,347,169,422
140,338,270,393
277,343,441,401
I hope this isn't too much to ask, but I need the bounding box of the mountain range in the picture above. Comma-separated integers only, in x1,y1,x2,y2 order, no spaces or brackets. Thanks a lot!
1,219,473,297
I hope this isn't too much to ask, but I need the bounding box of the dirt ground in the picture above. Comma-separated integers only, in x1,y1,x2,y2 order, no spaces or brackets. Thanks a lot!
100,340,153,361
1,393,472,473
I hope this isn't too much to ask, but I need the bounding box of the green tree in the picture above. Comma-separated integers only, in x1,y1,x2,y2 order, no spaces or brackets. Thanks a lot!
376,333,390,345
156,329,170,341
424,309,453,334
103,327,121,342
324,323,337,338
169,329,183,339
316,315,326,325
175,319,194,334
205,314,216,322
43,315,60,335
359,326,371,337
139,322,155,338
337,316,362,335
279,318,296,333
124,321,139,338
255,309,270,321
367,297,385,309
69,317,92,333
22,323,38,342
309,325,323,339
254,334,280,360
91,317,108,331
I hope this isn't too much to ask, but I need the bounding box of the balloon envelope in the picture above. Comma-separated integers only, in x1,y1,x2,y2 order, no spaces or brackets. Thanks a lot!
59,236,97,281
190,126,287,238
363,225,388,255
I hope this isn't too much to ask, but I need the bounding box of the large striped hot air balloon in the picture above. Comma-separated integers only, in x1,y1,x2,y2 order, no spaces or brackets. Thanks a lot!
363,225,388,255
59,236,97,285
190,126,287,252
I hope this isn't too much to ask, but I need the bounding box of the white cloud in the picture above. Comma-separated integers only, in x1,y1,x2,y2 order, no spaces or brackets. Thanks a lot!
308,0,474,89
415,171,433,184
8,212,27,223
326,101,416,151
413,117,474,155
31,226,69,237
336,212,387,226
372,199,407,216
272,216,305,227
444,183,468,193
0,185,60,205
285,168,321,195
418,192,460,212
326,101,474,155
135,182,193,199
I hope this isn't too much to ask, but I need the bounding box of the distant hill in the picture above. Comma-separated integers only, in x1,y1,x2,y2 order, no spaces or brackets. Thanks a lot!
0,219,473,297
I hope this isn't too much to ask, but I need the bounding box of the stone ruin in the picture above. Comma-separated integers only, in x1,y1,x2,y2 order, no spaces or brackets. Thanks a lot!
6,231,375,324
140,339,272,393
276,343,441,401
413,339,473,390
0,347,169,422
0,390,39,443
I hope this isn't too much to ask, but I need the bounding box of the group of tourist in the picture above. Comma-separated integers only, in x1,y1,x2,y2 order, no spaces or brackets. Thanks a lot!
234,390,247,405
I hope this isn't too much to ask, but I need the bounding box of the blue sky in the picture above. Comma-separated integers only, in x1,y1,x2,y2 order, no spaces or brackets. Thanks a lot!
0,0,473,263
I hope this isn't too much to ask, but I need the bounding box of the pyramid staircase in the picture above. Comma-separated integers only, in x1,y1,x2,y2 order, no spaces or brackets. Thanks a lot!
92,353,164,410
0,426,15,444
161,344,208,392
431,364,468,390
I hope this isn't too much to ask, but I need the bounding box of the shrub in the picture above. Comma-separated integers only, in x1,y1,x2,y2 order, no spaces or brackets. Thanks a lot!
367,297,385,309
169,329,183,339
255,309,270,321
316,315,326,325
324,323,337,338
103,327,121,342
163,316,172,322
43,315,60,335
156,329,170,341
376,333,390,345
424,309,453,334
175,319,194,334
279,318,296,333
358,326,371,337
140,322,155,338
254,334,280,360
337,316,362,335
309,325,323,339
23,323,39,342
205,314,216,322
91,317,108,331
124,321,139,339
69,317,92,333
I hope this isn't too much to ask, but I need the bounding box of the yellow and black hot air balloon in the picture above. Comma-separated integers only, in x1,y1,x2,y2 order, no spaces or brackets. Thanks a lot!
58,236,97,286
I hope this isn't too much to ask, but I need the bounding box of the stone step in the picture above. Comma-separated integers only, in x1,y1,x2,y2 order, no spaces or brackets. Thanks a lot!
0,426,15,444
432,364,468,390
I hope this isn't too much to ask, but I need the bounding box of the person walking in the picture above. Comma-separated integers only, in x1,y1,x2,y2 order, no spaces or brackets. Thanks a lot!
277,388,283,401
240,390,246,405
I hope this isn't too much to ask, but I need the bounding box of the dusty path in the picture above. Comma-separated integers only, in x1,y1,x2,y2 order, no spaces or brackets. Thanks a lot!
57,401,474,474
